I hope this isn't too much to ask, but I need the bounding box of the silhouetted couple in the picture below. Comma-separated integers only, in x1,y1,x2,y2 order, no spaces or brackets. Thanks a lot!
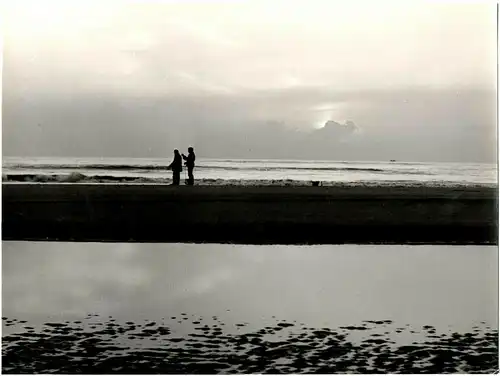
168,147,196,185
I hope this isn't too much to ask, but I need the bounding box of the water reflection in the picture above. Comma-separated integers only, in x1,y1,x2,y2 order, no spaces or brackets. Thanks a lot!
2,242,498,373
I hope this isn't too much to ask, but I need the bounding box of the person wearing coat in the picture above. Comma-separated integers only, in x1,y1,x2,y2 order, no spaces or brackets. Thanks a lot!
182,147,196,185
167,149,183,185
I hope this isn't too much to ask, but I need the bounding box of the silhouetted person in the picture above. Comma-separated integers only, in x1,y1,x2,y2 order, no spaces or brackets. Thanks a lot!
182,147,196,185
167,149,182,185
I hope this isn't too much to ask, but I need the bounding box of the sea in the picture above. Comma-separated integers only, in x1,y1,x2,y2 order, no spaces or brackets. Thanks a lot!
2,156,497,186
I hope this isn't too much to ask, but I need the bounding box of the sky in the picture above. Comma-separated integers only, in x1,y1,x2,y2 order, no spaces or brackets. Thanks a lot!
2,0,497,162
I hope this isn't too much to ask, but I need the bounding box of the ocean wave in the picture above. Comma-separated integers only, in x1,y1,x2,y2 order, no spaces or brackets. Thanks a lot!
2,173,493,188
2,173,166,184
203,166,390,172
4,163,432,175
5,163,169,171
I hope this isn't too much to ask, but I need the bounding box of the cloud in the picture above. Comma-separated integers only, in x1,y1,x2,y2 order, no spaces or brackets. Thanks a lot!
1,1,496,162
3,1,496,97
315,120,361,140
2,85,495,162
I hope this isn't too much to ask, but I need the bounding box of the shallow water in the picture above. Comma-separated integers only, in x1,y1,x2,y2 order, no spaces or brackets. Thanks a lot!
2,242,498,373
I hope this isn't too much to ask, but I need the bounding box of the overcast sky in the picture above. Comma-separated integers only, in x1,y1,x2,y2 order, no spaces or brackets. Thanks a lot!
2,0,497,161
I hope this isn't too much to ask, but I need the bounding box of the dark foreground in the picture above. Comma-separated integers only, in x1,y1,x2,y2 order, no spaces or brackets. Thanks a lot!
2,183,497,244
2,315,497,374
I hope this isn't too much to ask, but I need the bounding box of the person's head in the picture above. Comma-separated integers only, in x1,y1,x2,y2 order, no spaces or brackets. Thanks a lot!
174,149,179,155
188,147,194,153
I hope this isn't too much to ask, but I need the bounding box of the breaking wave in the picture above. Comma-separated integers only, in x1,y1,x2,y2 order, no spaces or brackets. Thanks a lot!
6,163,404,173
1,173,492,188
3,158,496,185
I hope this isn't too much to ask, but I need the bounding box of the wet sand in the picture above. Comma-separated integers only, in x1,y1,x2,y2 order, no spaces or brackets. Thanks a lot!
3,315,497,374
2,242,498,374
2,183,497,244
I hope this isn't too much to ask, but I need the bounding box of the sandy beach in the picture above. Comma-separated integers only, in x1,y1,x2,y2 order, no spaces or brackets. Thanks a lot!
2,183,497,244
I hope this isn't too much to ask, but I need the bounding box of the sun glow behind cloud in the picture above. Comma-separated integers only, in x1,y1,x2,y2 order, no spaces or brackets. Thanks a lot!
310,102,351,129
